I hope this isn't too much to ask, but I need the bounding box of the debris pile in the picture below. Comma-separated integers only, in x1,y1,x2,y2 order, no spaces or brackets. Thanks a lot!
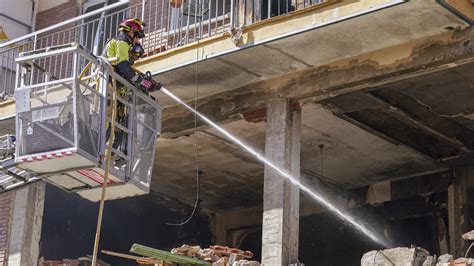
102,243,260,265
361,246,474,266
171,245,260,266
361,247,429,266
362,231,474,265
39,256,110,266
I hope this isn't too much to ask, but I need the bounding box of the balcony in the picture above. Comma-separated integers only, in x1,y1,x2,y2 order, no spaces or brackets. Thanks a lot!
136,0,474,109
2,0,470,107
0,0,328,101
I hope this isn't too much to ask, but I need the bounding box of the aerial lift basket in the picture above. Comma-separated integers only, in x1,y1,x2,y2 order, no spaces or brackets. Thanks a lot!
14,43,161,201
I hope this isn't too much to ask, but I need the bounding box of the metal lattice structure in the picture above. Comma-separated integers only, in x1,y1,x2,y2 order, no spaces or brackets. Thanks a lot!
13,43,161,201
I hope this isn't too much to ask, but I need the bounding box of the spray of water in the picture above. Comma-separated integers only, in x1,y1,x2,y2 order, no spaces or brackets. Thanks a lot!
161,87,389,247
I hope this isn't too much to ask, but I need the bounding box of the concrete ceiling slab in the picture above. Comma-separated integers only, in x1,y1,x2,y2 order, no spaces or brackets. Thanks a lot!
378,63,474,119
155,59,262,107
150,0,470,107
300,103,442,188
359,62,474,151
150,102,443,211
152,121,266,210
215,44,312,77
267,0,467,67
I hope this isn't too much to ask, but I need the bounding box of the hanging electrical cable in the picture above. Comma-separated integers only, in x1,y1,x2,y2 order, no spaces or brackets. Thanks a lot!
319,144,324,176
165,7,202,226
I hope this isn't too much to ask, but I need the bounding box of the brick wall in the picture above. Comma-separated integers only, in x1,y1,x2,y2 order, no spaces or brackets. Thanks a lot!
34,0,79,58
34,0,79,51
0,192,13,265
30,0,80,83
35,0,79,31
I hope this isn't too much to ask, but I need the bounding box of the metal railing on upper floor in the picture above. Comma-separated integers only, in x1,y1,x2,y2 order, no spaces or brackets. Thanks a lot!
0,0,326,101
0,0,131,100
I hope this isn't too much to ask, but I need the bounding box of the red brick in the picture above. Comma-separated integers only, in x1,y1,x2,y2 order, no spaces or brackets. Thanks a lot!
36,0,79,31
0,193,12,263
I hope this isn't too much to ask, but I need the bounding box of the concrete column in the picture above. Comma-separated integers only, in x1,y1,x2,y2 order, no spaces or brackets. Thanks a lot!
448,166,472,258
262,98,300,265
8,182,46,266
215,213,228,246
289,106,301,263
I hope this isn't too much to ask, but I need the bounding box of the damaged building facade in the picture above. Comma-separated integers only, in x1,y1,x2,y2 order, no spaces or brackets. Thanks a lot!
0,0,474,264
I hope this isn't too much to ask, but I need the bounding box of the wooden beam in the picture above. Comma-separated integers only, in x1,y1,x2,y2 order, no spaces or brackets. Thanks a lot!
130,244,212,265
101,250,165,265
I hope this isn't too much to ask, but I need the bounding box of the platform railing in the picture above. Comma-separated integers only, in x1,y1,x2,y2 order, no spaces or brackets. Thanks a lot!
14,44,160,193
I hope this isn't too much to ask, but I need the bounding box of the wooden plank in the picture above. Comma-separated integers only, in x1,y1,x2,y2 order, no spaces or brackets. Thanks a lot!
101,250,163,264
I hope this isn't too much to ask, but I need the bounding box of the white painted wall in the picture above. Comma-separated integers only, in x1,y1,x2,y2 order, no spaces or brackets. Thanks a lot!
0,0,36,43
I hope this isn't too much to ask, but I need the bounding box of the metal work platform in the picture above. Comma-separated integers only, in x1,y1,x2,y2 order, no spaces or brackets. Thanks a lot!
12,43,161,201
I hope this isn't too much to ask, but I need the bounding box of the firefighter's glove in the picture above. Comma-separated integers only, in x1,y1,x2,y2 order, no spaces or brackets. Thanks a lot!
143,71,162,92
139,79,154,91
148,79,162,92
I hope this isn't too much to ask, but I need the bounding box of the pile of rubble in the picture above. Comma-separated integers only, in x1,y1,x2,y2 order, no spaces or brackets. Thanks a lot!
361,247,473,266
362,231,474,266
39,256,109,266
171,245,260,266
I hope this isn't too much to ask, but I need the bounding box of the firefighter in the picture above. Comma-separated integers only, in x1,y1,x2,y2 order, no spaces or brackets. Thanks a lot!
103,19,161,160
110,43,147,159
114,43,146,132
103,18,161,92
